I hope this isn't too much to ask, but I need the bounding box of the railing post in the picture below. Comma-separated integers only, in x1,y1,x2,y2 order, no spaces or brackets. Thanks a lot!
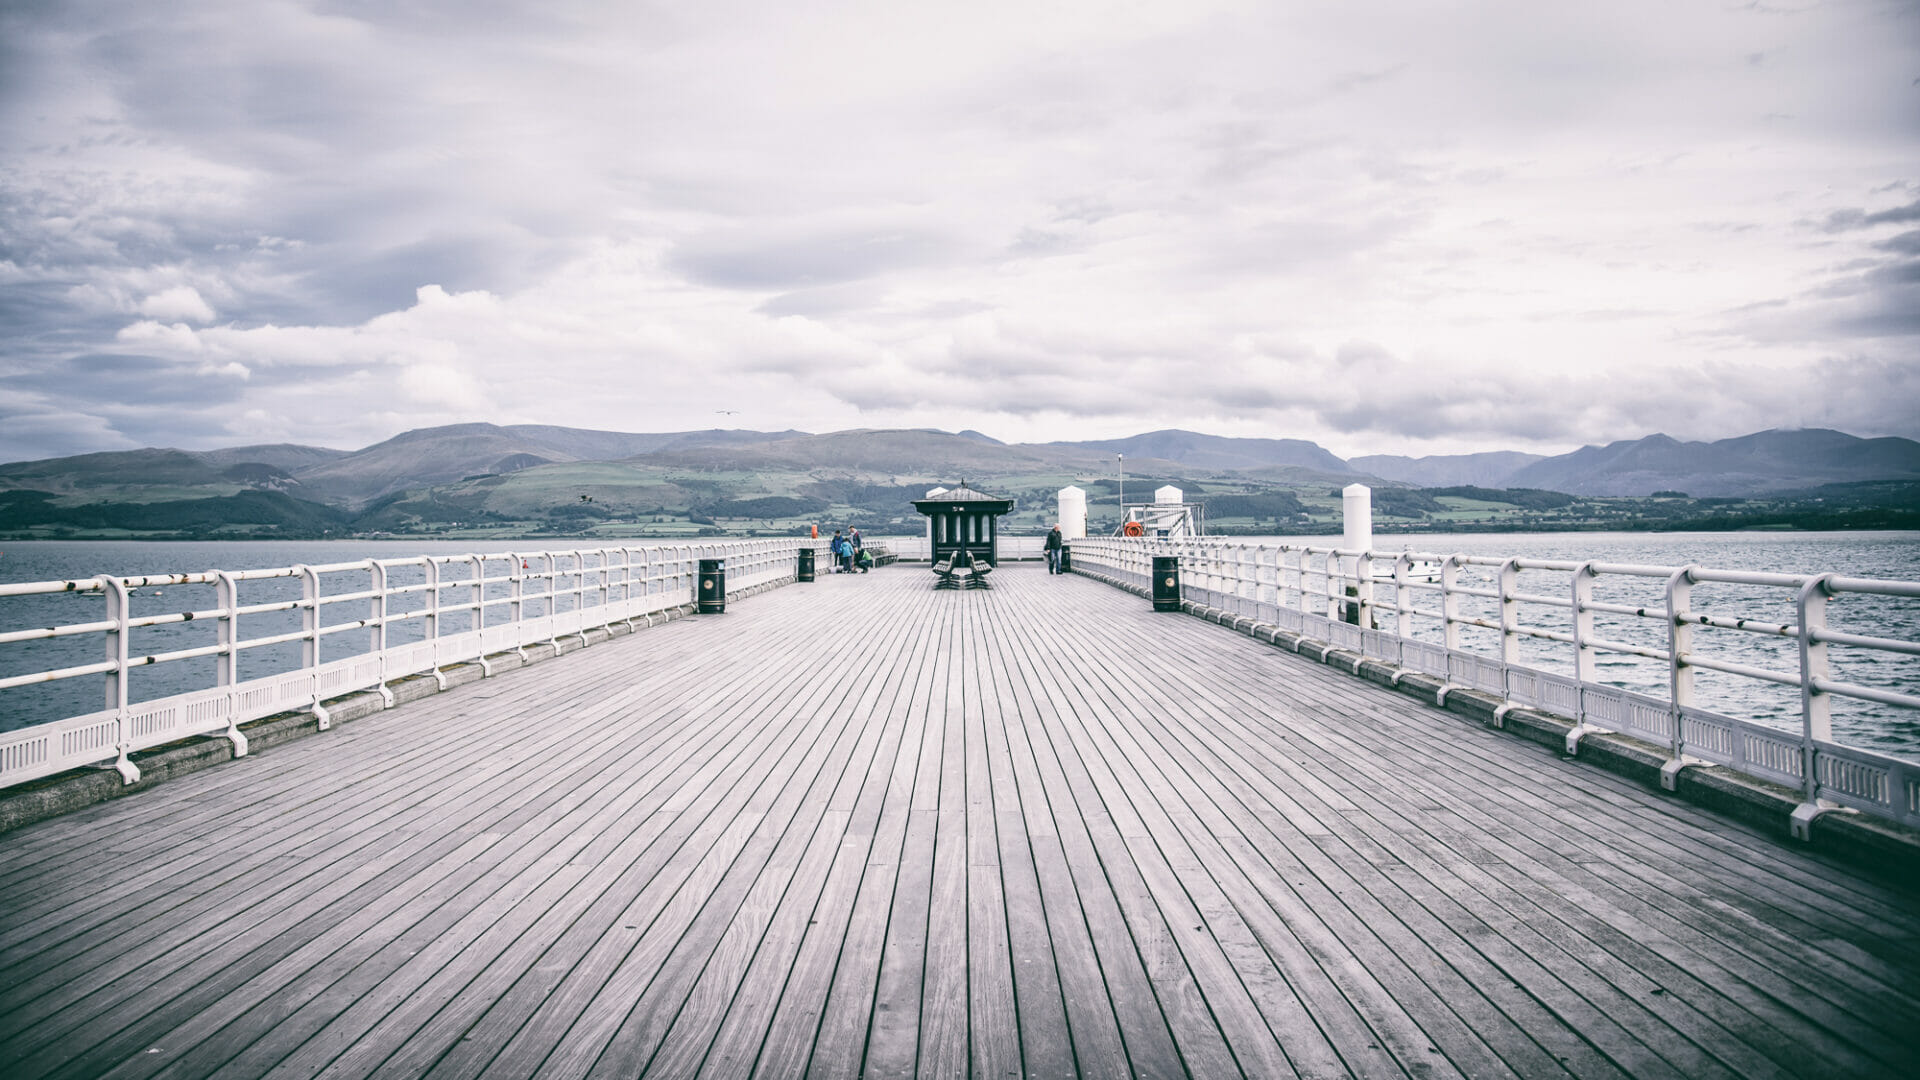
213,569,247,757
596,548,611,613
368,560,397,704
620,547,639,628
368,561,389,657
423,557,447,686
1498,558,1522,665
214,570,240,689
1647,567,1712,779
508,551,525,624
1353,549,1374,628
1393,553,1414,638
1792,574,1837,839
1571,563,1597,686
424,557,441,642
102,576,139,783
297,565,329,729
1324,549,1342,621
469,553,487,632
1664,566,1696,763
1441,555,1463,652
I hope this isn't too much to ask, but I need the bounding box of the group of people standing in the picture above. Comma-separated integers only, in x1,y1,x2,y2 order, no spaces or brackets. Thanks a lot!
828,528,869,573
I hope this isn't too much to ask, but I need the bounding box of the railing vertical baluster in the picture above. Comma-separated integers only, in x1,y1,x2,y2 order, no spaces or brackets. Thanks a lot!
369,560,396,705
215,570,239,690
1441,555,1463,652
1498,558,1522,665
424,558,446,685
102,577,138,783
369,561,388,657
298,565,329,729
1355,548,1374,628
1662,567,1696,776
469,554,486,633
1792,574,1837,838
213,569,247,756
1394,553,1413,638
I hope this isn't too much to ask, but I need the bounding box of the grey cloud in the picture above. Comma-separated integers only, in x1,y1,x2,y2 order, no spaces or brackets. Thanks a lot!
670,228,960,291
1,353,248,408
1877,230,1920,255
1821,200,1920,233
1728,253,1920,344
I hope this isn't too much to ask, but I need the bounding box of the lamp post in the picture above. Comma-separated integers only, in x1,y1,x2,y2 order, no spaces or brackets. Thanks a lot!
1117,453,1124,533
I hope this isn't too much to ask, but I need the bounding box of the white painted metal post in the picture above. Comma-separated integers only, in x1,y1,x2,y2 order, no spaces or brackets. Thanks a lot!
297,565,329,729
1571,564,1597,687
1792,574,1836,838
214,570,240,690
1441,555,1464,652
424,558,446,683
369,561,389,656
1664,567,1696,761
507,552,524,624
102,576,139,783
1393,553,1414,638
212,569,248,757
1498,558,1522,665
468,554,487,632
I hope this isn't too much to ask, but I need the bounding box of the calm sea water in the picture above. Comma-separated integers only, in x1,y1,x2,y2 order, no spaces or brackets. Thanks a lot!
2,533,1916,758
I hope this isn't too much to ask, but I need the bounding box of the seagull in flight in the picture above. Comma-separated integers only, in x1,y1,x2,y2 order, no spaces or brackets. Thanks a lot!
716,410,739,415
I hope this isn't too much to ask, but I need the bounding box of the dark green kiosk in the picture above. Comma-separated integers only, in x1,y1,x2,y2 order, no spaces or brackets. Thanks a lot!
913,483,1014,589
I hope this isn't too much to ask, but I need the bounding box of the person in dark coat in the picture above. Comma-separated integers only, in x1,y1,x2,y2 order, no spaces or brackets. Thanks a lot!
1044,524,1064,574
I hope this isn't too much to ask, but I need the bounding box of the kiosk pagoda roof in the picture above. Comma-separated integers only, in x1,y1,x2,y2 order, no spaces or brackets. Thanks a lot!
911,482,1014,516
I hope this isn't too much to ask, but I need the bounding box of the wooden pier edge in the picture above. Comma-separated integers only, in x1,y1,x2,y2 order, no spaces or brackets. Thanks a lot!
1074,565,1920,891
0,577,795,837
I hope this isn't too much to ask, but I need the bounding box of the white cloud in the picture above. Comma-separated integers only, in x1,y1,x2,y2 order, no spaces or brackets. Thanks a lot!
138,286,217,323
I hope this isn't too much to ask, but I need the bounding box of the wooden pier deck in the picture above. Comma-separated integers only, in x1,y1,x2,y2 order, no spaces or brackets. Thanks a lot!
2,565,1916,1079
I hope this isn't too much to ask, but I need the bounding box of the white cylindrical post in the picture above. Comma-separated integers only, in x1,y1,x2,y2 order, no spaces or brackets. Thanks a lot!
1058,486,1087,539
1342,483,1373,623
1342,483,1373,554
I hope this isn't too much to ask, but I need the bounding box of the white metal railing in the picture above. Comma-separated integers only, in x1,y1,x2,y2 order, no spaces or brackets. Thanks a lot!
0,540,807,792
1071,536,1920,837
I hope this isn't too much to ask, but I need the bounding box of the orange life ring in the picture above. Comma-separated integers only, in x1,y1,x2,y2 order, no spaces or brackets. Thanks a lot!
1122,521,1144,537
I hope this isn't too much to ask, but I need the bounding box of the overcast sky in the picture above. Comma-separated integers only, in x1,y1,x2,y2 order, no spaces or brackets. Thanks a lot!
2,0,1917,464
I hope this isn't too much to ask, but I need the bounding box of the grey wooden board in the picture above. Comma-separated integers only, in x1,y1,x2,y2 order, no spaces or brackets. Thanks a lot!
2,565,1917,1080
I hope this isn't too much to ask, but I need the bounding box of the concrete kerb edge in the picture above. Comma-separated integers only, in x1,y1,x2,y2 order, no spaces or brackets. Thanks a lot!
1192,599,1920,889
0,578,789,837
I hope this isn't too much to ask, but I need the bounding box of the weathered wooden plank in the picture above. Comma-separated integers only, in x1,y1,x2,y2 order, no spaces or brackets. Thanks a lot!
749,598,942,1079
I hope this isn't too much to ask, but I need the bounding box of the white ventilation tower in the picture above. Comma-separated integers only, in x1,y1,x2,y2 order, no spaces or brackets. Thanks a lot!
1057,486,1087,539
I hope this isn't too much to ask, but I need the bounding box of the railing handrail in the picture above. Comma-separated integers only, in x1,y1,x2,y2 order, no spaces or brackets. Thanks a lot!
0,539,809,792
1070,536,1920,837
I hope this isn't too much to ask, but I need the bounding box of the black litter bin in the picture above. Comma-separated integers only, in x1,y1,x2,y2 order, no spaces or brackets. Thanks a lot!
698,558,726,613
797,547,815,582
1151,555,1180,612
1058,545,1072,573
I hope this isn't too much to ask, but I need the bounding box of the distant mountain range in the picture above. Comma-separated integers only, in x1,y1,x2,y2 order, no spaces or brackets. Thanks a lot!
2,425,1916,517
